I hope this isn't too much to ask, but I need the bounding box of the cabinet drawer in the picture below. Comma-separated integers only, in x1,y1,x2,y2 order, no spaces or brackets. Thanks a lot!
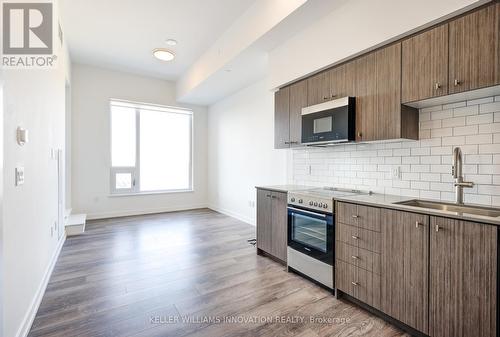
336,260,381,309
336,223,381,253
336,241,381,274
337,202,381,231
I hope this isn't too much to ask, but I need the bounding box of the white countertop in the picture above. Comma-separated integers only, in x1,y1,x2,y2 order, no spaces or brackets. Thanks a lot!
256,184,500,226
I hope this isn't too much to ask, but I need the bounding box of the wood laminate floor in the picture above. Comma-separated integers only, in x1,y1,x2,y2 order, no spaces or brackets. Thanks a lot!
28,209,407,337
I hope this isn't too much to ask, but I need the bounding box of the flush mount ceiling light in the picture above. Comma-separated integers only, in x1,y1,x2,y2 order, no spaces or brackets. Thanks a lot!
165,39,177,46
152,48,175,62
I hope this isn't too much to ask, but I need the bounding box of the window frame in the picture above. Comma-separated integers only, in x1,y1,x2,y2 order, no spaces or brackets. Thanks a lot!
109,99,193,195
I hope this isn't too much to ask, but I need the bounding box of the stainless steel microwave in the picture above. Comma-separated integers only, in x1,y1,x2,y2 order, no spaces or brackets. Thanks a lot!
301,97,355,145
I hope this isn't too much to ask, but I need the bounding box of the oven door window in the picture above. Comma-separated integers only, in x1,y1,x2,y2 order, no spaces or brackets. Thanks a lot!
290,213,327,253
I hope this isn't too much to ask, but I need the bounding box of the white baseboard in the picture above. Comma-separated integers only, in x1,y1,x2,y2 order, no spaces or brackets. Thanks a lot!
16,233,66,337
86,203,209,220
208,204,255,226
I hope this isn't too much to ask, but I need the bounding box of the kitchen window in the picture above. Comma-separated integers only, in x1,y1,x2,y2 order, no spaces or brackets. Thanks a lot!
110,99,193,194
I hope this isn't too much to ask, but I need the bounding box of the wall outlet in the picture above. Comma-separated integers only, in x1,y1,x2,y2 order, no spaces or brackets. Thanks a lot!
15,167,25,186
392,166,401,180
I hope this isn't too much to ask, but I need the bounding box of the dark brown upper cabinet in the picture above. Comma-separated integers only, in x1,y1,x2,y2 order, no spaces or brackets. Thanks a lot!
288,80,308,147
402,24,449,103
274,80,307,149
307,70,330,105
449,4,500,94
329,61,357,100
355,51,377,142
356,43,418,142
274,86,290,149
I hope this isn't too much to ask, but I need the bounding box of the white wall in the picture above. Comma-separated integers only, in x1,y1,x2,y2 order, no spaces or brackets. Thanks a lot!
268,0,484,88
71,64,208,219
207,79,288,224
293,98,500,206
3,8,70,337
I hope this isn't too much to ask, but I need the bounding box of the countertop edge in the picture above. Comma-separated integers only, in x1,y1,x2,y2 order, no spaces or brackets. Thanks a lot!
334,195,500,226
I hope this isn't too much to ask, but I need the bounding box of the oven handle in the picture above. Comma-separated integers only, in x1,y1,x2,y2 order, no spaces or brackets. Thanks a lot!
287,206,327,218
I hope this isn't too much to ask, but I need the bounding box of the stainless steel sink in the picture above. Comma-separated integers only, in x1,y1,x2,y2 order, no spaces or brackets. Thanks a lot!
395,199,500,218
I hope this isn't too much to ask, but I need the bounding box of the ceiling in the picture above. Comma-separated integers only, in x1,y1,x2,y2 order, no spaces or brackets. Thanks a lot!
59,0,256,80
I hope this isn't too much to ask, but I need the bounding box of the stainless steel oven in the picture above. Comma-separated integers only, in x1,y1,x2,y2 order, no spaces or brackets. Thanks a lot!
287,206,333,265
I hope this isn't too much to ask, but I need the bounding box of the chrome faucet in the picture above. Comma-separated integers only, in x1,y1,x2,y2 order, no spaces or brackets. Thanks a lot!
452,147,474,204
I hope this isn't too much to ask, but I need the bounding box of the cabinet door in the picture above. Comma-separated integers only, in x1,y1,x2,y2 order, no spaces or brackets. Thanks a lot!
430,217,497,337
289,80,307,147
380,210,429,334
355,51,377,141
270,191,288,262
329,61,356,99
274,87,290,149
376,43,402,141
402,24,449,102
449,4,500,93
307,71,330,106
256,189,273,254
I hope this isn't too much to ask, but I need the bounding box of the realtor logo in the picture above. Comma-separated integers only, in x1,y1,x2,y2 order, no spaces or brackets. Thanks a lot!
2,1,57,68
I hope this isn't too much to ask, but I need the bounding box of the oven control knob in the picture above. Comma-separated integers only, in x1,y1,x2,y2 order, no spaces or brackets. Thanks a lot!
323,204,328,209
313,202,318,206
309,201,313,206
298,199,303,204
290,197,295,202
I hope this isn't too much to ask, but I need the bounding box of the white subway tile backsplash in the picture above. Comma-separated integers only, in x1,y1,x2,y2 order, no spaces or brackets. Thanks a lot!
466,113,493,125
454,125,478,136
432,109,453,120
480,101,500,114
444,101,466,110
291,96,500,206
442,117,465,128
467,97,494,106
432,128,453,138
411,147,431,156
478,123,500,134
465,134,492,145
442,136,465,146
421,120,441,130
479,165,500,174
479,144,500,154
453,105,478,117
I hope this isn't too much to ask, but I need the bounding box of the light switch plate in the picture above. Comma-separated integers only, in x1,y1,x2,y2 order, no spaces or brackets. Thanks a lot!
15,167,25,186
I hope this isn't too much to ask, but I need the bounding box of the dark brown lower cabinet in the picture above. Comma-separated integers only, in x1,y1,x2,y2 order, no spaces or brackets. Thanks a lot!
380,210,429,334
256,188,287,262
429,216,497,337
335,202,498,337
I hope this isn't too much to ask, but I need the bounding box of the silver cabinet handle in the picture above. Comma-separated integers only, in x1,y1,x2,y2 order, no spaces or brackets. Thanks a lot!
415,221,421,228
266,194,271,198
434,82,441,90
289,141,299,144
351,255,359,260
351,235,359,240
271,195,277,199
454,79,461,86
351,281,359,286
352,215,359,218
435,224,440,232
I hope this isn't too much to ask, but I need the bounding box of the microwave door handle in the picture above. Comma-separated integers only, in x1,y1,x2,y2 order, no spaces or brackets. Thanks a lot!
288,206,327,218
